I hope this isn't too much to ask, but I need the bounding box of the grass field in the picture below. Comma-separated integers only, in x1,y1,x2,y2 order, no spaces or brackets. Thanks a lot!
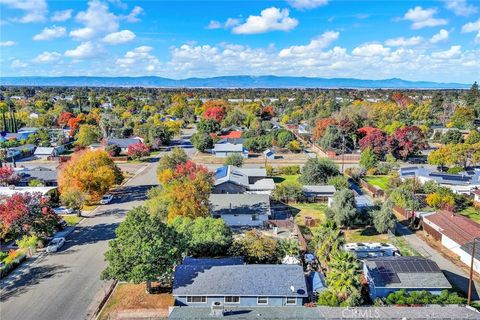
459,206,480,223
60,215,82,226
99,283,173,320
273,174,301,185
291,203,327,227
363,175,389,190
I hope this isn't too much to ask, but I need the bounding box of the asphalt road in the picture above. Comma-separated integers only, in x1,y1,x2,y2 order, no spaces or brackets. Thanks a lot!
0,159,159,320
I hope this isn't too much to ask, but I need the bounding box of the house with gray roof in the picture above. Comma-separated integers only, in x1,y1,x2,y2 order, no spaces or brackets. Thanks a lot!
212,142,248,158
172,257,307,307
210,193,271,227
106,137,143,154
213,166,275,195
363,256,451,300
17,167,58,186
302,185,336,206
399,166,480,194
34,146,64,160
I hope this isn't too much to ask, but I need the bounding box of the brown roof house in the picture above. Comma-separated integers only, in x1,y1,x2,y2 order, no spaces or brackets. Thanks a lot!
423,210,480,274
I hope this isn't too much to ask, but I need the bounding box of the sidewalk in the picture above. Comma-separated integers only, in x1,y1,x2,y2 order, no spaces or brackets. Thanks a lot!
396,223,480,300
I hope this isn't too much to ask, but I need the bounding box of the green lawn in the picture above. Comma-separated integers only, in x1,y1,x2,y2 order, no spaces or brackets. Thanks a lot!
61,215,82,226
459,206,480,223
363,175,389,190
273,174,301,185
290,203,327,227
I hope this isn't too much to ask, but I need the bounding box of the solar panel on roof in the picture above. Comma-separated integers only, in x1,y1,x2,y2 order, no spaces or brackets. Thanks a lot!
215,166,228,179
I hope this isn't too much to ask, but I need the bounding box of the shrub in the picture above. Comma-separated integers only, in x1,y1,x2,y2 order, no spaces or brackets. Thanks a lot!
300,157,340,185
225,153,244,167
327,175,349,190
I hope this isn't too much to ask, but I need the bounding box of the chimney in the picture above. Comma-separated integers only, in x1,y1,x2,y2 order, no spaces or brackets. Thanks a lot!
210,301,224,317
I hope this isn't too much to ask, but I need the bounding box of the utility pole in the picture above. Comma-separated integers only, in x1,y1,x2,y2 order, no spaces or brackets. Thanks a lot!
341,134,346,174
468,238,477,305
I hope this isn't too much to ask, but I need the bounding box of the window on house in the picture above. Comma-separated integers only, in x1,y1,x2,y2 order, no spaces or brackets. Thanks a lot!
224,296,240,304
187,296,207,303
286,297,296,305
257,297,268,305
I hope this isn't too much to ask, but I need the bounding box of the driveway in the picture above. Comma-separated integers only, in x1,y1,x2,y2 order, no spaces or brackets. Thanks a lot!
0,161,158,320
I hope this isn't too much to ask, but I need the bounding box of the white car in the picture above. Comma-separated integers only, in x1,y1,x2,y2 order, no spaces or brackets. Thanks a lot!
100,194,114,204
53,206,73,215
46,237,66,253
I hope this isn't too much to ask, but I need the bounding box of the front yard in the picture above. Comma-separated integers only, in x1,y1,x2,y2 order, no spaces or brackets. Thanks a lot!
99,283,174,320
363,175,389,190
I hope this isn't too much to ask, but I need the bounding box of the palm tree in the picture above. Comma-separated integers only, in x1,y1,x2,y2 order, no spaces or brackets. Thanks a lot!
327,251,361,300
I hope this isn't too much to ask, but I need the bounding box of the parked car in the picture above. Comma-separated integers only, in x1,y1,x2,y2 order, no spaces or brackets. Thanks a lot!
46,237,66,253
100,194,114,204
53,206,73,215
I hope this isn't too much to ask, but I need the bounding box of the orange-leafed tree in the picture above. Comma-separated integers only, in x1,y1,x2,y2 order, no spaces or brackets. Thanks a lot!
313,118,336,141
58,150,123,202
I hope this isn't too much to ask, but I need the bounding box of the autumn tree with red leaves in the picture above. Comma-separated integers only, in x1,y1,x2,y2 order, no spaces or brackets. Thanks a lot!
127,142,150,160
387,126,426,160
0,192,59,239
0,166,20,186
58,111,74,128
358,127,387,157
67,117,82,137
204,107,225,122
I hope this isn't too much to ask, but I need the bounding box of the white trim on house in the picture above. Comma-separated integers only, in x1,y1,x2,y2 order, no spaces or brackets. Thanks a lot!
224,296,241,304
186,296,207,303
257,297,268,305
285,297,297,305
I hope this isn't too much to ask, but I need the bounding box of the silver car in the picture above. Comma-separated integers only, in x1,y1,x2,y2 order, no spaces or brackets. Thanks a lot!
100,194,114,204
46,237,66,253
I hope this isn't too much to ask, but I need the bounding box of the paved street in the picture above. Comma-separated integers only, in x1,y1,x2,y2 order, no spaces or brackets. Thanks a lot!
0,158,158,320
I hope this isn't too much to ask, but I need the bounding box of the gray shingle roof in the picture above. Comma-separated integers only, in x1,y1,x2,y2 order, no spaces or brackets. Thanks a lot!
20,168,58,183
209,194,271,216
173,264,307,297
213,143,244,152
169,305,480,319
107,138,142,148
303,185,336,195
214,166,274,191
364,256,452,289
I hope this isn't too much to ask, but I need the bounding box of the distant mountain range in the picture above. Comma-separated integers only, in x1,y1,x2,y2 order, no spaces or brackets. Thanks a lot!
0,75,470,89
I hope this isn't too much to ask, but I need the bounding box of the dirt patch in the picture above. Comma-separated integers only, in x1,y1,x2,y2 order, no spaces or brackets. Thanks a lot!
98,283,173,320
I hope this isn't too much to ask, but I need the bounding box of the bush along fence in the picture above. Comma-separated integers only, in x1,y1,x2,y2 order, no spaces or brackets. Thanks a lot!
0,250,27,279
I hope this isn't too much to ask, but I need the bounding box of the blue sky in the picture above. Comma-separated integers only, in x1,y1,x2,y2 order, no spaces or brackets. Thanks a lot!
0,0,479,82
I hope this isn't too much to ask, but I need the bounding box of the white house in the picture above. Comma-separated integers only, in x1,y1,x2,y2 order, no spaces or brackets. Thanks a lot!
34,146,64,160
213,166,275,195
212,142,248,158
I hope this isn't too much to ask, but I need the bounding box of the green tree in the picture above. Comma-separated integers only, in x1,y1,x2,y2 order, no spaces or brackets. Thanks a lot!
319,125,343,153
441,129,463,144
448,106,475,129
276,129,295,148
101,206,187,293
76,124,101,147
60,189,86,216
171,216,233,257
327,175,349,190
157,147,187,173
359,147,378,170
466,130,480,144
325,189,357,228
228,229,278,264
372,199,396,233
326,251,361,303
300,157,340,185
272,182,303,202
225,153,244,167
191,133,213,152
197,119,220,134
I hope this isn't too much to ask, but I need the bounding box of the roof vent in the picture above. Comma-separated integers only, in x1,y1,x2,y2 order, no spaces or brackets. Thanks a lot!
290,285,295,293
210,301,224,317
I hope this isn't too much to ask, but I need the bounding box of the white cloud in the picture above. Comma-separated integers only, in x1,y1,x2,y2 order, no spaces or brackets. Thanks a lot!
0,40,16,47
445,0,477,17
352,43,390,56
430,29,449,43
432,45,462,59
64,41,102,59
70,0,118,40
232,7,298,34
11,59,28,68
123,6,143,22
33,26,66,40
0,0,47,23
32,51,62,63
225,18,241,28
279,31,339,57
116,46,160,72
462,18,480,43
102,30,135,44
287,0,328,10
51,9,73,22
403,6,448,29
206,20,222,29
384,36,423,47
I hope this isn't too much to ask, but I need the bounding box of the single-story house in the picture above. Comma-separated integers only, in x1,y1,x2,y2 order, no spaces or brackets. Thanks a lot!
106,137,143,154
212,142,248,158
168,305,480,319
6,144,36,160
34,146,64,160
210,193,271,227
302,185,336,206
363,256,451,300
213,166,275,195
343,242,399,259
17,167,58,186
422,210,480,274
0,186,57,201
173,257,308,307
399,167,480,194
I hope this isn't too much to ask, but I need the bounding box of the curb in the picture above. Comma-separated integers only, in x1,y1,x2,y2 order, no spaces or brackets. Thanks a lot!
92,280,118,320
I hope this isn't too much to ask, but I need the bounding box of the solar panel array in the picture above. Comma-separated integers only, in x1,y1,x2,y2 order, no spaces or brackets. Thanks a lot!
430,172,470,182
374,258,440,273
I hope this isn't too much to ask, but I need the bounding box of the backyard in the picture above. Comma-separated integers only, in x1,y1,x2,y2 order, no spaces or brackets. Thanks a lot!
290,203,327,227
459,206,480,223
273,174,301,185
363,175,389,190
